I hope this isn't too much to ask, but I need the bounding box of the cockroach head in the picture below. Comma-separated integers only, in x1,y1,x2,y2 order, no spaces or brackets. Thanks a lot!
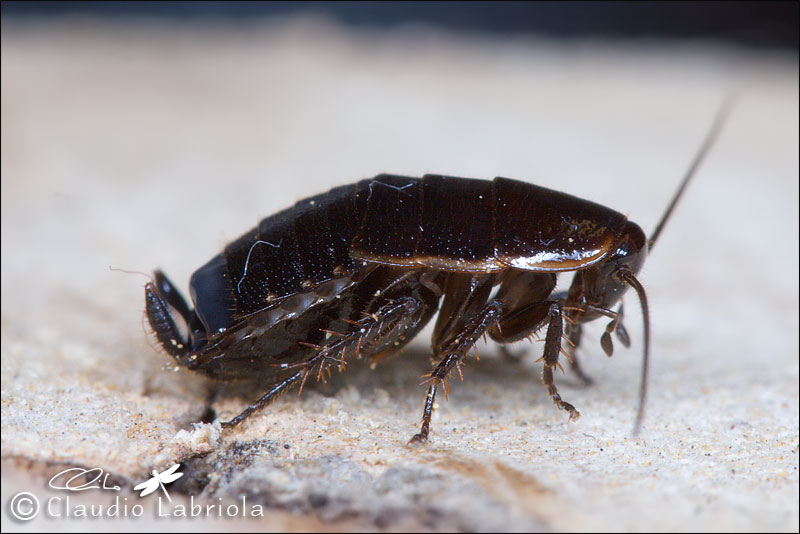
600,221,648,309
567,220,647,314
564,219,651,436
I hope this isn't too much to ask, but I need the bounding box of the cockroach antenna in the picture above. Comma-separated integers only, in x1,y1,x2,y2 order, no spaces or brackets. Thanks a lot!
629,100,733,436
648,99,734,251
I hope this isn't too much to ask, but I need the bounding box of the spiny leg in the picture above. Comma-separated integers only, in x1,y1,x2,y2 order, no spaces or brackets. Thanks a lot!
541,302,580,420
221,371,304,428
484,273,581,422
490,298,581,422
221,296,426,430
409,299,506,444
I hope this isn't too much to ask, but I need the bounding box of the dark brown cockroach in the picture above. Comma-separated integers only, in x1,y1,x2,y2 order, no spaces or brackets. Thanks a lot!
145,109,728,443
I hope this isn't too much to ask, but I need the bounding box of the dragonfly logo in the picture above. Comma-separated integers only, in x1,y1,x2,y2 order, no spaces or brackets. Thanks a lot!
7,462,267,520
133,464,184,502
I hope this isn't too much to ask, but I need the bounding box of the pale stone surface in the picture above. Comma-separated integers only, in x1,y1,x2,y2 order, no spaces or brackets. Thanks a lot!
2,17,798,532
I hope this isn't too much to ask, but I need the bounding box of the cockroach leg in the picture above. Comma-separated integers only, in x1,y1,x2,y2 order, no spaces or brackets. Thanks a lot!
409,383,438,445
409,299,506,444
222,371,305,429
541,302,580,421
224,295,428,430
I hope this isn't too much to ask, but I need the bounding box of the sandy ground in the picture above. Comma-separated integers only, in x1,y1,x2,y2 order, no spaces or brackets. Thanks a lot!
1,16,798,532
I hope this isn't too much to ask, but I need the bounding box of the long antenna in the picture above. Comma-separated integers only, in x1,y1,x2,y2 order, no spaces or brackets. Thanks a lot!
648,99,733,251
617,269,649,436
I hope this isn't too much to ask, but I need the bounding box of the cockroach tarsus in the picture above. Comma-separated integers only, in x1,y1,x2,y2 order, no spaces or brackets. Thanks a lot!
144,108,729,444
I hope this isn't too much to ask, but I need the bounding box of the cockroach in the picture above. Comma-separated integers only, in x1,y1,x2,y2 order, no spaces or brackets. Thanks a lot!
145,108,728,443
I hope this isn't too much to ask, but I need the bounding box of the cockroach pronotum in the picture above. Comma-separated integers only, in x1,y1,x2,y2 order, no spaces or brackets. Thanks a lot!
145,107,729,444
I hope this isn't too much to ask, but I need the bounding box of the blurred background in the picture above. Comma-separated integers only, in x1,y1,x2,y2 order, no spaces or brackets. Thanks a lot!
2,2,798,533
4,1,798,49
